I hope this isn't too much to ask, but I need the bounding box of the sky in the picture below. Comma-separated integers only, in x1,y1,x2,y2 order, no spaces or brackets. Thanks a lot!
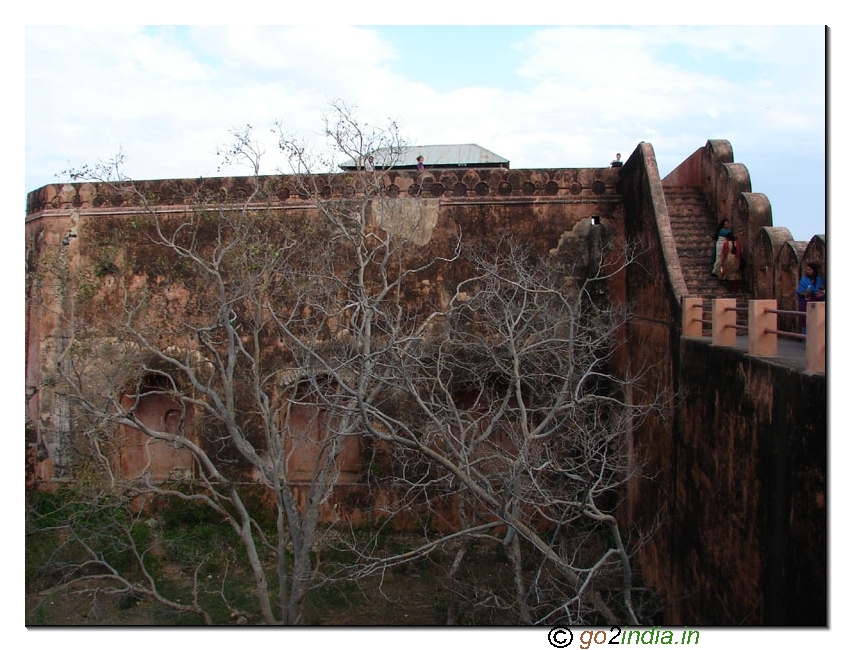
23,22,827,242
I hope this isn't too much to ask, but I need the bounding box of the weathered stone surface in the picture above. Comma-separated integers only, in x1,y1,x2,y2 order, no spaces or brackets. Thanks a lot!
25,143,826,624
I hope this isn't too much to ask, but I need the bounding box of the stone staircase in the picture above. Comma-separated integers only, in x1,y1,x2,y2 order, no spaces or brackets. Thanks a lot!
663,186,749,302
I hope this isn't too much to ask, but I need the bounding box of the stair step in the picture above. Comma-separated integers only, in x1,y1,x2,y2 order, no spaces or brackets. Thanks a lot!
663,186,751,301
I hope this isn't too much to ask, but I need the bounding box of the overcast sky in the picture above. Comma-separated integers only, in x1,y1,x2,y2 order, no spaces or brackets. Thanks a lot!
25,22,827,242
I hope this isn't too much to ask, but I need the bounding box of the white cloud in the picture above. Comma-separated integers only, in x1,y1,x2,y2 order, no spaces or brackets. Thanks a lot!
24,24,826,241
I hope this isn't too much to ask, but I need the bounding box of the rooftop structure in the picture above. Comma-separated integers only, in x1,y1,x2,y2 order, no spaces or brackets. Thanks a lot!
338,143,509,171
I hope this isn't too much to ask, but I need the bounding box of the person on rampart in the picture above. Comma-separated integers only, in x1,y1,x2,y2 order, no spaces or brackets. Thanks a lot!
610,153,623,168
416,155,425,172
718,232,742,292
711,219,732,277
796,262,825,334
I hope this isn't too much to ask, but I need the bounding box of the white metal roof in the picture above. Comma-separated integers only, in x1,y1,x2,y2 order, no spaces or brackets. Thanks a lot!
339,144,509,169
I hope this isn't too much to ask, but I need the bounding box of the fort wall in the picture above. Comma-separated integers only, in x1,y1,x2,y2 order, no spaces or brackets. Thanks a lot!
666,340,827,625
618,141,826,625
25,165,627,492
25,142,827,624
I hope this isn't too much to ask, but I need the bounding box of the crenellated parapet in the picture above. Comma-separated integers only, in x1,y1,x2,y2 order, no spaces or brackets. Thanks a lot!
734,191,772,255
800,233,826,272
662,139,823,320
752,226,794,300
26,167,625,216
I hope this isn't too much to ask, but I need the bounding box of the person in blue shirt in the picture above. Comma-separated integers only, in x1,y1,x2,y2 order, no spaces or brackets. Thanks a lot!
796,262,825,333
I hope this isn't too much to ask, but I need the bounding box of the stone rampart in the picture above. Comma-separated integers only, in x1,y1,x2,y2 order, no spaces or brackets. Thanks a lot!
26,167,624,215
25,143,826,625
619,141,826,625
25,165,627,489
664,339,827,625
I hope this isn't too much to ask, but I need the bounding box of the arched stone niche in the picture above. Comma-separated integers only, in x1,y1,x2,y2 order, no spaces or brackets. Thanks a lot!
280,379,361,484
117,374,195,483
439,171,459,190
461,170,481,188
78,183,97,207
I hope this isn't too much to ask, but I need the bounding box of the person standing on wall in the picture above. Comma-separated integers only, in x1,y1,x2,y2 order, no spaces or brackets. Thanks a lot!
416,155,425,172
711,219,732,277
610,153,623,168
796,262,825,334
718,233,742,292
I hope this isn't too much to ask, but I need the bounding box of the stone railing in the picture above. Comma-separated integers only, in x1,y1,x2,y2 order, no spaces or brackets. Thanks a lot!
682,297,825,374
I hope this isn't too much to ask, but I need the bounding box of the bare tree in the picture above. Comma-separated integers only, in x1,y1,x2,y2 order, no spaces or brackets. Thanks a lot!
29,111,413,623
290,225,661,625
27,104,664,625
272,108,666,624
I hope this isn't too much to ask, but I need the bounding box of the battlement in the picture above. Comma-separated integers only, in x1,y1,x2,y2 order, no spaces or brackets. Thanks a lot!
26,166,625,216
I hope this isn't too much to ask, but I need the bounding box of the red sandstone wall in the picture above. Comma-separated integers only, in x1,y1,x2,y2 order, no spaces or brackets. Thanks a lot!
671,340,826,625
621,142,826,625
661,148,702,188
25,167,626,489
617,143,683,621
25,154,827,623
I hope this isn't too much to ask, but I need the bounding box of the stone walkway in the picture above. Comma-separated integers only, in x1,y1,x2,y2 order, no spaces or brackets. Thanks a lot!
690,334,813,373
